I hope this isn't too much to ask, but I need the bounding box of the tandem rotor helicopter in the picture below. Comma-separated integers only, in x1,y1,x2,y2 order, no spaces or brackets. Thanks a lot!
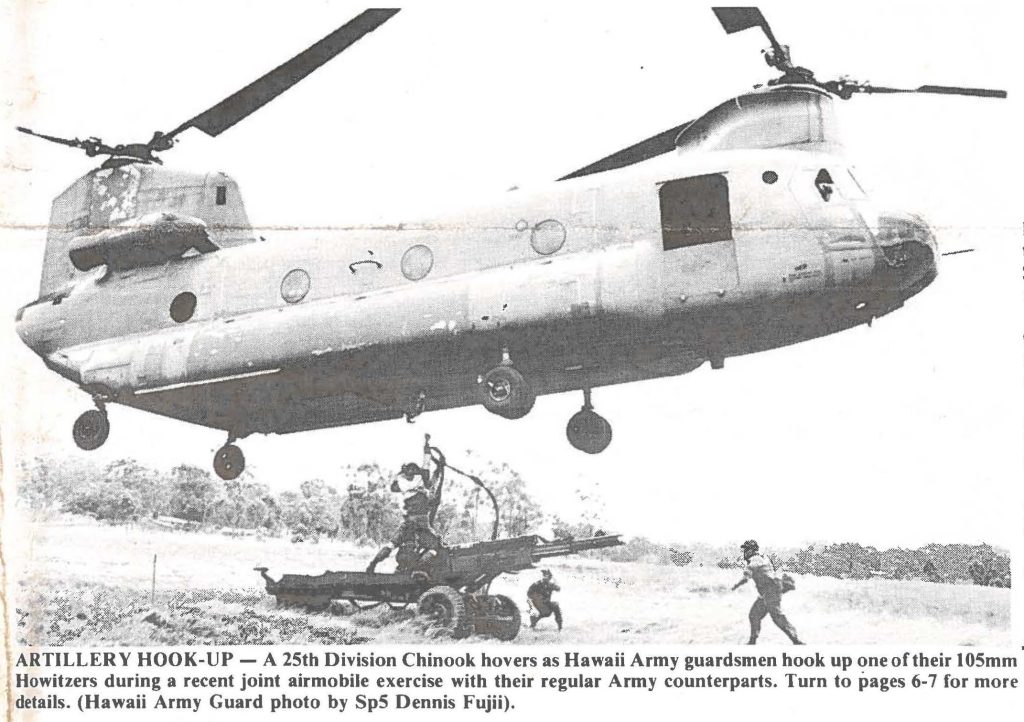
15,7,1006,479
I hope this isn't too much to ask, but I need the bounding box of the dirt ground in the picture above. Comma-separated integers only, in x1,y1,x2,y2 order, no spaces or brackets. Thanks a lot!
10,518,1010,646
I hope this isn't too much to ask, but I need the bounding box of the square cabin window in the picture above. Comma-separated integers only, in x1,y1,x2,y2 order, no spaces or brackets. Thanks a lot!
659,174,732,250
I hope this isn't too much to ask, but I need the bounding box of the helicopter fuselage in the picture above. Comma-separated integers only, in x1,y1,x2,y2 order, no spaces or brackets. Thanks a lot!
15,3,1004,472
16,96,937,440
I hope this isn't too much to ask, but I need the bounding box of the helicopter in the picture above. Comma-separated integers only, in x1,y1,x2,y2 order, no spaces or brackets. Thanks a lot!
13,7,1006,480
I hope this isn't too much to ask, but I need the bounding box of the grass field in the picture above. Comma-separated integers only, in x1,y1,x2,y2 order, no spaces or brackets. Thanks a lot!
11,517,1010,646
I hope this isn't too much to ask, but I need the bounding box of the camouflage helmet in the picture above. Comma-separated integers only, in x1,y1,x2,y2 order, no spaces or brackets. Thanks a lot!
740,539,759,554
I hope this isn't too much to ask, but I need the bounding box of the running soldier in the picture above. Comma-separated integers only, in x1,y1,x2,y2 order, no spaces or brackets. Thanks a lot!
731,540,803,645
528,569,562,631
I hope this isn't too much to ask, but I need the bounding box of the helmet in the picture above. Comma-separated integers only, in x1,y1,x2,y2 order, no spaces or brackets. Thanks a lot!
740,539,759,554
399,462,423,479
541,569,553,578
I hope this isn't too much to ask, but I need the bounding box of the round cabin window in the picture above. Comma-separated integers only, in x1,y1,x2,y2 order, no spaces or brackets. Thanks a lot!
530,219,566,255
281,268,311,303
401,245,434,281
762,170,779,184
169,292,197,323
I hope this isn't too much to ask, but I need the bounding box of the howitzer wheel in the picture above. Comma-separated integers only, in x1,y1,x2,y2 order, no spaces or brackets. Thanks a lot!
417,586,469,639
489,595,522,641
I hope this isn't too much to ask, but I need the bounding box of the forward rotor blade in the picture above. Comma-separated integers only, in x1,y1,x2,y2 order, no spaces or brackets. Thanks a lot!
915,85,1006,98
712,7,767,34
558,121,693,181
858,84,1006,99
166,8,400,140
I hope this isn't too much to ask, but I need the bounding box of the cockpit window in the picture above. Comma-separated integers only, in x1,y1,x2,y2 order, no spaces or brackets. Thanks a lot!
675,88,840,154
814,169,835,202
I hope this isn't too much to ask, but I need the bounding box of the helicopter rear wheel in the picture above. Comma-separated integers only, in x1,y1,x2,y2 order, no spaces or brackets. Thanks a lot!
213,443,245,480
72,409,109,451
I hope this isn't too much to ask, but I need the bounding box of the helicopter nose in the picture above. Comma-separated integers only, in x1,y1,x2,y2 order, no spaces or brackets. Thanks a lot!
874,213,937,298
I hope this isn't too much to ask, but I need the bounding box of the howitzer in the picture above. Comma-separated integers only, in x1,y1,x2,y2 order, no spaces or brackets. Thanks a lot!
256,533,621,641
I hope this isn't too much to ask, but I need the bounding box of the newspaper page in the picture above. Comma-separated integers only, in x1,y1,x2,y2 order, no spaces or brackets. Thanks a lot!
1,1,1020,720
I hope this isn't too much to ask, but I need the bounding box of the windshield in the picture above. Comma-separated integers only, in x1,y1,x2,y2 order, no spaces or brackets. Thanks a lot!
675,87,841,154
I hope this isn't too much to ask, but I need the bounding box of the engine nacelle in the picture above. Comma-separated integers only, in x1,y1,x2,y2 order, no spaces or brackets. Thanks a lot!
68,212,218,272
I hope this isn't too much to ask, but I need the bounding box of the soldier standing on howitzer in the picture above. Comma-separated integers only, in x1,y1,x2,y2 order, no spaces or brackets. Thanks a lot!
366,444,446,573
528,569,562,631
730,540,803,645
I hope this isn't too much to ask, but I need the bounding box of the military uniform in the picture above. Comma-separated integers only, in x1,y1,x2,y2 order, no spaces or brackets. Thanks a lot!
366,457,445,573
734,543,802,645
744,553,800,643
528,574,562,630
389,485,442,570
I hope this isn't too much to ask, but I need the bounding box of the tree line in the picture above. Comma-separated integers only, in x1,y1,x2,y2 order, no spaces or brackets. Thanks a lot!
17,457,1008,585
781,542,1010,587
18,456,547,545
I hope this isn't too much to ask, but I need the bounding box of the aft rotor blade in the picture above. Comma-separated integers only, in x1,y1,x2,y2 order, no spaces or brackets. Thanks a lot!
16,126,83,149
167,9,400,139
712,7,786,59
558,121,693,181
860,84,1007,99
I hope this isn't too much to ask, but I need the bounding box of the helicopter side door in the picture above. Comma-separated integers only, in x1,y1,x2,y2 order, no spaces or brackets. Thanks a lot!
657,173,739,296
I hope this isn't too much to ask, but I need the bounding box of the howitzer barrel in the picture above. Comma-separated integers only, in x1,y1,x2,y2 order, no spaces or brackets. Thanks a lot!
532,534,622,560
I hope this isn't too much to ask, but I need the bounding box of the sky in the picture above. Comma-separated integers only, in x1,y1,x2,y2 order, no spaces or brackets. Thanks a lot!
1,0,1021,549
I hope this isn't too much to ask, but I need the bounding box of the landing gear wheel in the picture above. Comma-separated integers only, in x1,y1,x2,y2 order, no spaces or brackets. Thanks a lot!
213,443,245,480
490,594,522,641
480,365,535,419
72,409,109,451
566,409,613,454
417,585,469,639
